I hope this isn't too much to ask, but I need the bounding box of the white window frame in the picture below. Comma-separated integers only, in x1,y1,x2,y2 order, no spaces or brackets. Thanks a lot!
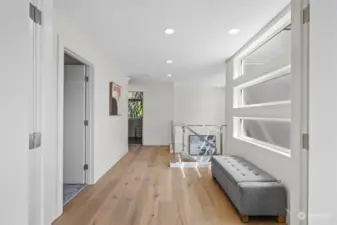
231,9,292,156
233,11,291,79
234,117,291,157
234,65,291,108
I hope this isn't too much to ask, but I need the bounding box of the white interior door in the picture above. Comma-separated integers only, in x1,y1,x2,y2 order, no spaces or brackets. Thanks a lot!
290,1,309,224
29,0,43,224
0,1,35,224
64,65,86,184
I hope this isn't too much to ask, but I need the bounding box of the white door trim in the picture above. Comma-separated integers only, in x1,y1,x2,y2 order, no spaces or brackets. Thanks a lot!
291,0,309,224
55,35,95,218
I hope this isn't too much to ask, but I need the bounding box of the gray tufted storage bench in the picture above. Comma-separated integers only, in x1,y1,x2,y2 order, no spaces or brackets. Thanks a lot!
211,155,287,223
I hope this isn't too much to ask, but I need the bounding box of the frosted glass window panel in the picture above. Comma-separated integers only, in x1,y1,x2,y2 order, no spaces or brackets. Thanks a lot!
242,119,290,149
242,75,291,105
242,26,291,77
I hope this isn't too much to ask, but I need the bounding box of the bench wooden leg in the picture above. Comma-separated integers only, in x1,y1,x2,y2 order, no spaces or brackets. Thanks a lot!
240,215,249,223
276,216,286,223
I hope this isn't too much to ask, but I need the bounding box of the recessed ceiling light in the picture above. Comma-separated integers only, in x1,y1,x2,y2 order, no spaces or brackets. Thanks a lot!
167,74,172,77
166,60,173,64
165,28,175,35
228,28,240,35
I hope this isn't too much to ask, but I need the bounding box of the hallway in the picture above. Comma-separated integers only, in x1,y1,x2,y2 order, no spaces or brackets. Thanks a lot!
53,147,285,225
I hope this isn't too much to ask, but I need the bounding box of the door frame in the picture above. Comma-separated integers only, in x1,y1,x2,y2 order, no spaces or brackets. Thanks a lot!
128,91,144,145
291,0,309,224
56,35,95,216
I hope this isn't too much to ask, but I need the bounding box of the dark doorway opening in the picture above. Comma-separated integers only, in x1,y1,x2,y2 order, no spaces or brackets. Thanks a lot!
128,92,143,150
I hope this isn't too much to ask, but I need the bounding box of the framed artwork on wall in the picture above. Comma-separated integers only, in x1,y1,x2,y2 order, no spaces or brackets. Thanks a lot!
109,82,122,116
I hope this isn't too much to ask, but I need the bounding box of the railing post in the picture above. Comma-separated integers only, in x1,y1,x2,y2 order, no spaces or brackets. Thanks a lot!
182,126,186,152
220,126,223,155
171,121,175,155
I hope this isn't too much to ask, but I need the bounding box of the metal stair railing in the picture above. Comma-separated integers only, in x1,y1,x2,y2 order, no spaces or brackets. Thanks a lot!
170,121,226,160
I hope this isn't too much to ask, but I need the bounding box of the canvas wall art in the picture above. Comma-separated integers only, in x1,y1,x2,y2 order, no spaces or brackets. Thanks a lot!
189,135,216,155
109,82,121,115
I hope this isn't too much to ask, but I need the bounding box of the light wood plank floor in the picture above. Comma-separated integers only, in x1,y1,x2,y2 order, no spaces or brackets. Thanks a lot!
53,146,286,225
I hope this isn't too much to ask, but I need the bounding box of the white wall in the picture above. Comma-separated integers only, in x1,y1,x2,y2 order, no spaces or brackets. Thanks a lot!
128,81,174,146
128,82,226,146
224,6,306,225
56,12,128,182
309,1,337,224
39,12,129,224
174,86,226,125
226,60,293,200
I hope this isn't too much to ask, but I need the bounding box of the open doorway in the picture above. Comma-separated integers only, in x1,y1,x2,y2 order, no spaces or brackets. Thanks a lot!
128,92,143,151
62,52,90,205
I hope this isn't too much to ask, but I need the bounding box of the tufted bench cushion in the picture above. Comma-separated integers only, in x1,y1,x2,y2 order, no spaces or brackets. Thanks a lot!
212,156,276,184
211,155,287,223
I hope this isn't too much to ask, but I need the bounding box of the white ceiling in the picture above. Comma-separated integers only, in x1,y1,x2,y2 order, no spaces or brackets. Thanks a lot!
56,0,290,86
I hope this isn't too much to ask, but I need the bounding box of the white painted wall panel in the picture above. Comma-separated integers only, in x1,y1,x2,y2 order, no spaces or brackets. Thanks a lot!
174,86,226,125
56,13,128,183
309,0,337,224
224,6,308,225
128,82,174,146
41,13,129,222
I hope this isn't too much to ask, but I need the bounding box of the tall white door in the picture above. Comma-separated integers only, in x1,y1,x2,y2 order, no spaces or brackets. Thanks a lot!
0,0,36,224
64,65,87,184
29,0,43,223
290,1,309,224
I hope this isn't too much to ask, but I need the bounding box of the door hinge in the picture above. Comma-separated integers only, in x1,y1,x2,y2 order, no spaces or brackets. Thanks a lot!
84,120,89,126
29,132,42,150
29,3,42,25
302,5,310,24
84,164,89,171
302,133,309,150
85,76,89,82
29,133,35,150
29,3,35,22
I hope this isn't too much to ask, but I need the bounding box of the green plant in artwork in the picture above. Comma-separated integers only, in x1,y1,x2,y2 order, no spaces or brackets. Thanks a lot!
128,92,143,119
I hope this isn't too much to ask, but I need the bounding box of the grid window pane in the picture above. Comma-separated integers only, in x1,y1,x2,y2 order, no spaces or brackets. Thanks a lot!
241,119,290,149
242,25,291,77
242,75,291,105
